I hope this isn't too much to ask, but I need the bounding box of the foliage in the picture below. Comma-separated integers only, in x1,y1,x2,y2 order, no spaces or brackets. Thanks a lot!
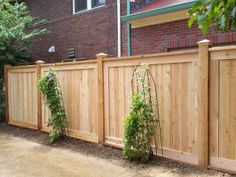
188,0,236,34
0,0,47,119
37,68,68,143
123,64,160,162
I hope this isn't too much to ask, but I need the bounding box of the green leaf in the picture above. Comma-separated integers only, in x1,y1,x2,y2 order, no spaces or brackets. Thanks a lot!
188,15,196,27
188,0,236,34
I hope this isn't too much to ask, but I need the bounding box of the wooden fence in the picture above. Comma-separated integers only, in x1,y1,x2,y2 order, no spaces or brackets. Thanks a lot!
6,66,38,129
4,40,236,174
103,50,201,166
209,46,236,173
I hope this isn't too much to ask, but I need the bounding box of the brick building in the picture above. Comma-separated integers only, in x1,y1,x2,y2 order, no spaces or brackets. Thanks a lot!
25,0,126,62
25,0,236,62
122,0,236,56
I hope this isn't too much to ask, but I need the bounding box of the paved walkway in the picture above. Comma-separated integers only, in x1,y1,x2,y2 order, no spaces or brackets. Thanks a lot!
0,133,138,177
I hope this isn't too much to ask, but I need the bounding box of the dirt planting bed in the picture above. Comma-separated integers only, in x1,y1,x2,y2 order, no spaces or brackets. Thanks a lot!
0,123,235,177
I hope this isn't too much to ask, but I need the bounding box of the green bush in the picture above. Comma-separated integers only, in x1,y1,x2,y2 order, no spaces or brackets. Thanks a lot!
37,67,68,143
123,65,159,162
188,0,236,34
0,0,47,120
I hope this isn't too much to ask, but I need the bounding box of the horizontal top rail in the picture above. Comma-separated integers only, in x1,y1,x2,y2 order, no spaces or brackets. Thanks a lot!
7,65,36,70
5,49,200,70
210,46,236,61
42,59,97,67
5,59,98,70
209,45,236,52
104,49,199,61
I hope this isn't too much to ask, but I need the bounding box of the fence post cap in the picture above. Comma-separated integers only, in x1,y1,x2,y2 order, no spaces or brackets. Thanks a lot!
4,64,11,68
96,53,108,58
36,60,45,64
197,39,212,46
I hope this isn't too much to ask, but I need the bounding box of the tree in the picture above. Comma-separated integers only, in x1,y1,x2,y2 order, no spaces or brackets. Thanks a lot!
188,0,236,34
0,0,47,119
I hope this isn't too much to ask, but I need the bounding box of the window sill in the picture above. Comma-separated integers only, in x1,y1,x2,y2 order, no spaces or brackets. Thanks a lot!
73,5,106,15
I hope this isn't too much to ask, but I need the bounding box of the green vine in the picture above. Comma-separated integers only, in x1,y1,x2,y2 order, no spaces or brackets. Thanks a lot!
37,67,68,143
123,64,162,162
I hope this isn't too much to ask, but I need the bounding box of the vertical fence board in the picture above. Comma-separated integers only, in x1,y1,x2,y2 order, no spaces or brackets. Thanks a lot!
219,60,236,160
209,47,236,174
4,65,10,122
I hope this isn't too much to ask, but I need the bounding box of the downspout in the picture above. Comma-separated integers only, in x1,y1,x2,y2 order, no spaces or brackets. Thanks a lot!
117,0,121,57
127,0,131,56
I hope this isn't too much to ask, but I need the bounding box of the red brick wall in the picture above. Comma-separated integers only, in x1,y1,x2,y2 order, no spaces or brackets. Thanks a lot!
26,1,236,61
25,0,127,62
122,19,236,56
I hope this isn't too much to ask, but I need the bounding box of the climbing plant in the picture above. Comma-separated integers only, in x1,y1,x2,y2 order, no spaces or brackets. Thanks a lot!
123,64,162,162
37,67,68,143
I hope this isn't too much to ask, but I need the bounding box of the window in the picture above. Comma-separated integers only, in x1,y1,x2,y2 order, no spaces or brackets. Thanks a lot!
74,0,87,12
73,0,105,14
92,0,105,8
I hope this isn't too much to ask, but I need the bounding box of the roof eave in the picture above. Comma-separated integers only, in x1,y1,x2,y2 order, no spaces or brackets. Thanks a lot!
121,0,197,22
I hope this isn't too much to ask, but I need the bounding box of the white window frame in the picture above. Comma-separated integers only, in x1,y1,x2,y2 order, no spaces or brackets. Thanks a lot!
73,0,105,14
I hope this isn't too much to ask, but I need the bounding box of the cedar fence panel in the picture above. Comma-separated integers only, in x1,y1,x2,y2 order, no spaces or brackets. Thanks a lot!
6,66,38,129
40,61,99,143
209,46,236,173
103,50,200,165
4,40,236,174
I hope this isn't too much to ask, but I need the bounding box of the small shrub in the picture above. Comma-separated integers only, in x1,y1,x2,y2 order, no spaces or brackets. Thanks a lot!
37,67,68,143
123,64,160,162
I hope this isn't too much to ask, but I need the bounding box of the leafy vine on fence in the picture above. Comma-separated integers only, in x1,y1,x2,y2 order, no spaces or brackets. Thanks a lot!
37,67,68,143
123,64,162,162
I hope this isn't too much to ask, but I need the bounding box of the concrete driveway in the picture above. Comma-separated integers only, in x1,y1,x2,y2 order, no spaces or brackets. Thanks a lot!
0,133,138,177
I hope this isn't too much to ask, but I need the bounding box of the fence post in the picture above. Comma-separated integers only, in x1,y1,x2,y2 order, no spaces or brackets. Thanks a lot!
4,65,11,123
36,60,45,130
96,53,108,144
196,39,212,168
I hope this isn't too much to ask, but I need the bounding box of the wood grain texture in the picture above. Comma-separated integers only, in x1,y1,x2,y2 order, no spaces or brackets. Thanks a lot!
209,60,219,158
96,53,107,143
41,62,99,143
209,157,236,174
103,51,199,163
7,66,38,127
195,40,211,167
209,48,236,172
36,61,45,130
4,65,11,123
219,60,236,160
